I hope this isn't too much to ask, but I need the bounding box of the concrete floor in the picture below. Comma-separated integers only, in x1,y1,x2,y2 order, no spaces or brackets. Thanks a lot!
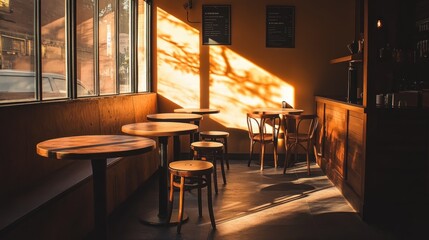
103,160,408,240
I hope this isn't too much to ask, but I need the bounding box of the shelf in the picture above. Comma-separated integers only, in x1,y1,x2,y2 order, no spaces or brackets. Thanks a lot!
330,53,362,64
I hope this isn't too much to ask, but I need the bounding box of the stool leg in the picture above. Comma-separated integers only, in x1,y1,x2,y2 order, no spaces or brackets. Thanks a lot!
177,177,185,234
206,173,216,230
167,173,174,223
198,177,202,217
219,152,226,185
224,137,229,170
212,155,219,194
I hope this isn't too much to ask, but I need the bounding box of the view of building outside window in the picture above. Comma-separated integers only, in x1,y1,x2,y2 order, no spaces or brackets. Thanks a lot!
99,0,116,95
76,0,96,97
41,0,67,100
138,0,148,92
0,0,37,102
119,0,131,93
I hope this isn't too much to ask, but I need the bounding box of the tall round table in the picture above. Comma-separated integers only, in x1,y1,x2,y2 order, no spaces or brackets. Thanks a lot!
36,135,156,240
121,122,198,226
146,113,203,160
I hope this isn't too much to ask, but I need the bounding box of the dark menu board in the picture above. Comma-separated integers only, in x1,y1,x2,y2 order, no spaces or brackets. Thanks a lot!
202,5,231,45
266,6,295,48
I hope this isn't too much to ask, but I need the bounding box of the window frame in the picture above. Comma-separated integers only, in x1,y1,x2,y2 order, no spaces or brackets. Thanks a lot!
0,0,151,106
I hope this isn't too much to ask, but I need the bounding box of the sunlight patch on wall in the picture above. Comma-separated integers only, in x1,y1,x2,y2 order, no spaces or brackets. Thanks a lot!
157,7,200,107
209,46,295,129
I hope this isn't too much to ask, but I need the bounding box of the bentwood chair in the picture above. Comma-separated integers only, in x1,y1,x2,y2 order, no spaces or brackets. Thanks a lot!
283,114,319,175
247,113,281,170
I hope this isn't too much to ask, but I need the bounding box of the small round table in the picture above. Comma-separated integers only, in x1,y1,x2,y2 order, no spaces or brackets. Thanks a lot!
147,113,203,159
174,108,220,115
36,135,156,240
121,122,198,226
252,107,304,115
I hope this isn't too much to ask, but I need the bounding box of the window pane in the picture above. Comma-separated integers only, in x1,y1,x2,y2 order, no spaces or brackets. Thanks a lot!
99,0,116,95
119,0,131,93
0,1,36,103
137,0,148,92
41,0,67,100
76,0,96,97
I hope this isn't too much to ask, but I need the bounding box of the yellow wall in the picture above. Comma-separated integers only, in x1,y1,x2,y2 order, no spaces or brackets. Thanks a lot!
153,0,355,154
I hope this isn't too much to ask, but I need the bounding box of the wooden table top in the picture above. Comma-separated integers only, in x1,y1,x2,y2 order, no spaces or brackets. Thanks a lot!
252,107,304,115
122,122,198,137
173,108,220,114
146,113,203,122
36,135,156,160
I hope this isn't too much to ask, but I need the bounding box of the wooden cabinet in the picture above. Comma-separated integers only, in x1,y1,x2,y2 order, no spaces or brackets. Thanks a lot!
316,96,429,227
315,96,365,213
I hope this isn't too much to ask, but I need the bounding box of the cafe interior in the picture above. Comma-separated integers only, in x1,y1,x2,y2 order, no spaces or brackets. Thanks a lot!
1,0,428,239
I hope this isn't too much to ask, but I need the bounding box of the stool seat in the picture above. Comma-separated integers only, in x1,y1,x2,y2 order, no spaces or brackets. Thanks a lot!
168,160,216,233
199,131,229,138
191,141,226,194
169,160,214,177
191,141,224,150
199,131,230,170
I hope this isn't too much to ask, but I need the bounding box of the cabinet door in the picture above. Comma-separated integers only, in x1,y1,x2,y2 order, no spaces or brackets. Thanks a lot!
346,111,364,197
324,105,346,178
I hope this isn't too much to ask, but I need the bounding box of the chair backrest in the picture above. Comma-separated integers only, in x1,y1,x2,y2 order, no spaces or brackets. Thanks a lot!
284,114,319,140
246,112,281,141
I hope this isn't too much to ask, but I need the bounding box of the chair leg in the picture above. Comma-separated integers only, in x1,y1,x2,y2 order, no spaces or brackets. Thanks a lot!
306,142,311,175
206,173,216,230
260,143,265,171
283,147,290,174
273,141,278,168
177,177,185,234
248,141,255,167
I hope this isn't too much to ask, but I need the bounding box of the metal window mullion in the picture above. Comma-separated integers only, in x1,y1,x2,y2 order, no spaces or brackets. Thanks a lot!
35,0,42,100
131,0,136,93
146,0,152,92
67,0,77,99
115,0,120,94
95,0,100,96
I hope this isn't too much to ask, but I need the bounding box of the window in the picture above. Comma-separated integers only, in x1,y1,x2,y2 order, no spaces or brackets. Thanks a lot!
0,0,151,104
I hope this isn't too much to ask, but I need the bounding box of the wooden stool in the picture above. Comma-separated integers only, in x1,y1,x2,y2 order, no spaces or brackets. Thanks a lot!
199,131,230,170
191,141,226,194
168,160,216,233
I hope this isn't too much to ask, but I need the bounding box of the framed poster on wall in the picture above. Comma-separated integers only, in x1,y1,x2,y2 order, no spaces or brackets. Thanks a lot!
202,5,231,45
266,5,295,48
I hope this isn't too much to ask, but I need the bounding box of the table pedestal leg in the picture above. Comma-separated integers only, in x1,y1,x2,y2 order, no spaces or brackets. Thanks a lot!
140,136,188,226
91,159,107,240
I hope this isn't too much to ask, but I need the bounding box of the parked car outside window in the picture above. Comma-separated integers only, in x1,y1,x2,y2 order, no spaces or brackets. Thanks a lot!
0,70,92,103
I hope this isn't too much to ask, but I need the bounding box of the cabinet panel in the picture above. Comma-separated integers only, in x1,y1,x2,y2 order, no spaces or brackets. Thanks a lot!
324,105,346,177
346,111,364,197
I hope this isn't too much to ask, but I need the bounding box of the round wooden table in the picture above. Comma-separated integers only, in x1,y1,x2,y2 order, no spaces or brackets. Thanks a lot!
147,113,203,159
121,122,198,226
36,135,156,240
173,108,220,115
252,107,304,115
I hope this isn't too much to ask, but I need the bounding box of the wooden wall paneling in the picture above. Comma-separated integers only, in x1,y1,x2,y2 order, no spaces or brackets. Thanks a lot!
0,106,33,196
132,94,157,122
98,96,136,134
